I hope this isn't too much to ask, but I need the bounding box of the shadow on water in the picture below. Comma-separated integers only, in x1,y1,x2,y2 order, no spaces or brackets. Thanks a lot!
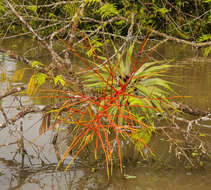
0,39,211,190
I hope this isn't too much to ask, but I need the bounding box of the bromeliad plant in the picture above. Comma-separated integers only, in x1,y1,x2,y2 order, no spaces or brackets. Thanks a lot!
54,36,176,177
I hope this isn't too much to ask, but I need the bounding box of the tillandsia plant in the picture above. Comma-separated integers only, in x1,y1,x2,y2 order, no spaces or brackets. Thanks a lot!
52,35,178,178
11,31,177,177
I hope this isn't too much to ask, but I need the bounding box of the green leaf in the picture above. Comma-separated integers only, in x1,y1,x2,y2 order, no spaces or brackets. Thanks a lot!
63,3,78,17
134,61,168,76
97,3,119,18
86,37,103,57
154,8,169,16
140,78,173,92
85,0,100,6
192,152,199,157
114,20,125,25
135,63,171,78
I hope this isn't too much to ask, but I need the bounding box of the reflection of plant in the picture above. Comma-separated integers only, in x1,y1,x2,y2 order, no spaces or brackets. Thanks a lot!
52,36,177,177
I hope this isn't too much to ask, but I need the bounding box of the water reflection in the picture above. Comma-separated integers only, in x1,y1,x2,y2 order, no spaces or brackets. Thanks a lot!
1,158,211,190
0,159,107,190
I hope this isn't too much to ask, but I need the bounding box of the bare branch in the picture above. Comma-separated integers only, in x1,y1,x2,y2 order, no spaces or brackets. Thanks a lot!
0,86,26,100
147,27,211,48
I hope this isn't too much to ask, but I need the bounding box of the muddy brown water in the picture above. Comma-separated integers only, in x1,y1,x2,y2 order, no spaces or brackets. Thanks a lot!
0,39,211,190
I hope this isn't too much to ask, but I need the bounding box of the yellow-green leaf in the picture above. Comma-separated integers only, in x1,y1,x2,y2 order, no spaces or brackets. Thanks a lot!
35,73,47,86
12,68,27,82
26,6,37,14
27,75,37,95
31,60,44,68
54,75,66,86
0,71,6,82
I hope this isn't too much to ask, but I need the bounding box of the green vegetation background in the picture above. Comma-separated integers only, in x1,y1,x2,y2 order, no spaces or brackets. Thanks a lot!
0,0,210,41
